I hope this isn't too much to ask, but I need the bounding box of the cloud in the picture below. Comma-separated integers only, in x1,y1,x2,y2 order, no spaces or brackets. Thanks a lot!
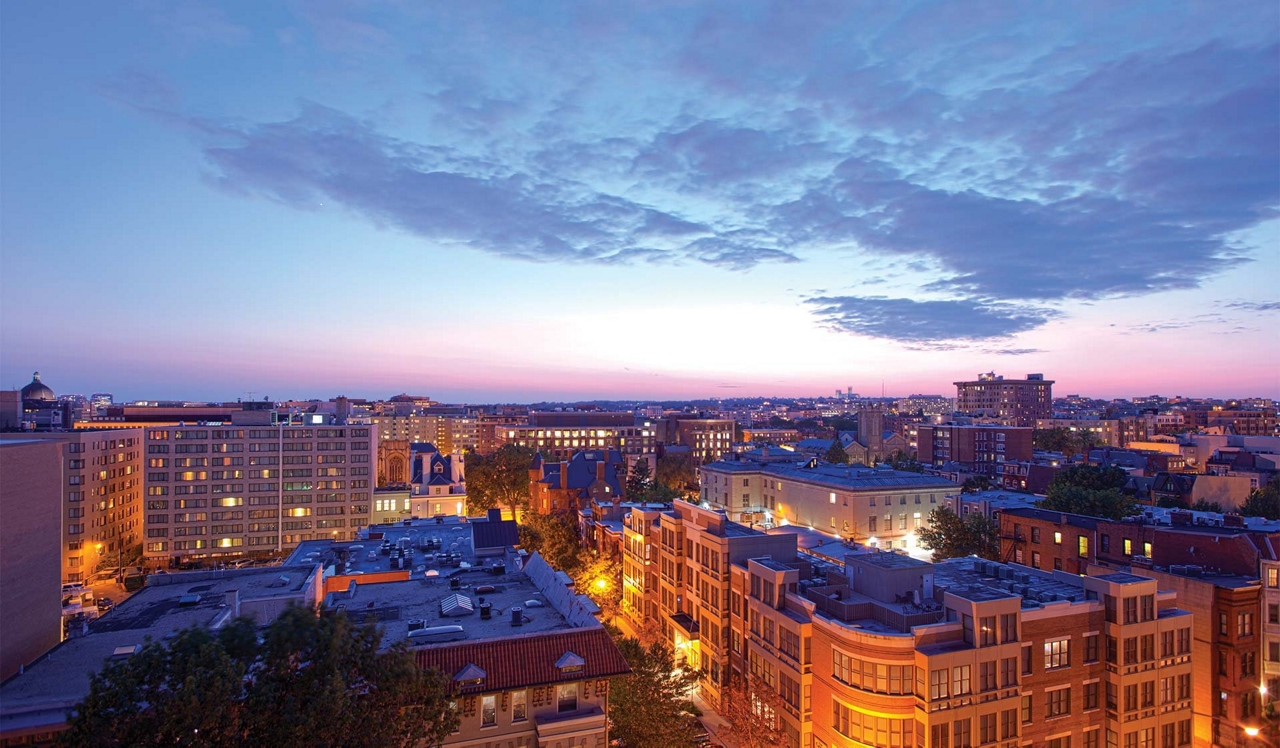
807,295,1057,343
982,348,1044,356
1224,300,1280,313
189,103,796,271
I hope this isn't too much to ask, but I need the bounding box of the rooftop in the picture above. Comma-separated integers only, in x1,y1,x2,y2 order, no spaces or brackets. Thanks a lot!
0,565,321,736
933,557,1090,609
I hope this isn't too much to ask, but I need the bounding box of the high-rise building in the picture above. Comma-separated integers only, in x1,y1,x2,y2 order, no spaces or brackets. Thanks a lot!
504,422,655,461
0,440,63,681
0,429,145,583
140,412,376,567
955,372,1053,427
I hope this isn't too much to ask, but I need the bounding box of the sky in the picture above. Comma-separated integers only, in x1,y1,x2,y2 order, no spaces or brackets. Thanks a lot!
1,1,1278,403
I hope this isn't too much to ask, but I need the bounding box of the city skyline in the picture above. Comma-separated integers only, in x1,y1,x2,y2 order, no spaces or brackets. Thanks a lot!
2,2,1278,401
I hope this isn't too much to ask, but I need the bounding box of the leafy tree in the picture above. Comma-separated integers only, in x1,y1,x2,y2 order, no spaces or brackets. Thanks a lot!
522,510,585,572
655,454,697,494
719,672,788,748
1155,495,1186,509
1241,475,1280,520
961,476,991,494
767,416,794,429
1038,486,1137,521
887,449,924,473
1033,427,1075,454
61,607,457,748
573,553,622,620
824,439,850,464
608,638,702,748
1190,498,1225,513
1049,464,1129,493
465,444,536,520
627,458,655,500
917,507,1000,562
1075,430,1101,457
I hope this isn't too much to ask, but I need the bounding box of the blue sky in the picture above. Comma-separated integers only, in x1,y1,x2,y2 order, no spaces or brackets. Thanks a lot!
2,1,1277,401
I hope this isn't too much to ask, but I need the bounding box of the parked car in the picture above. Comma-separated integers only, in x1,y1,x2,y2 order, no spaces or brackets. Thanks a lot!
96,597,115,612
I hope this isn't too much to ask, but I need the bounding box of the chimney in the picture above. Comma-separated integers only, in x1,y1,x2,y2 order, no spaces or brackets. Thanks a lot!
597,460,606,482
224,589,240,617
487,508,502,522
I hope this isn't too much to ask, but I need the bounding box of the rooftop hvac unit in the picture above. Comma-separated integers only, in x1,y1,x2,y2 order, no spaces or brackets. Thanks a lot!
511,606,524,626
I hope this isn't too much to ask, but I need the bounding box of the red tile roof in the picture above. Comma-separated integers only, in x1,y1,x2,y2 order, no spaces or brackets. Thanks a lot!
414,627,631,693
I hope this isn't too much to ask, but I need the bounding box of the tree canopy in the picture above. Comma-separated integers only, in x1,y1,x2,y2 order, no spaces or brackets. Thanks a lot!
824,439,850,464
1038,486,1137,521
61,606,457,748
1241,475,1280,520
917,507,1000,562
519,509,585,573
607,638,702,748
719,672,788,748
465,444,536,519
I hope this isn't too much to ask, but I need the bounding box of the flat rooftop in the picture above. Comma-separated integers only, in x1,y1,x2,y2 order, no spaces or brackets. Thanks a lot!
848,550,931,570
0,565,319,735
286,516,480,576
934,557,1089,609
1094,572,1153,585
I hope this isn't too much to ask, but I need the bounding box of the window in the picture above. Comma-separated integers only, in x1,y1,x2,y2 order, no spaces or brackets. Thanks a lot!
930,668,950,700
1047,687,1071,718
1124,684,1137,712
1053,531,1062,545
556,683,578,713
953,718,971,748
1123,597,1138,624
1045,638,1070,670
1001,657,1017,688
1177,628,1190,654
1269,567,1279,587
1021,644,1033,675
932,724,951,748
952,665,971,696
512,690,527,721
1218,612,1228,637
1085,681,1099,710
1238,612,1254,637
1141,634,1154,662
1270,603,1279,625
980,616,996,646
1032,551,1041,568
980,661,997,692
1160,631,1174,658
1021,695,1032,724
1160,677,1174,705
1031,527,1041,543
1085,730,1100,748
1000,614,1017,643
1141,681,1154,708
1123,637,1137,665
1048,738,1071,748
1242,651,1257,677
1084,634,1099,663
481,695,496,727
1140,595,1154,621
1124,538,1133,555
1100,534,1110,553
980,713,996,744
1078,535,1089,557
1000,709,1017,740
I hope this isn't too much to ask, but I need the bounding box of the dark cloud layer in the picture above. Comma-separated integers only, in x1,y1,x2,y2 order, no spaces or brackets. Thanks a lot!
807,296,1057,343
136,2,1278,344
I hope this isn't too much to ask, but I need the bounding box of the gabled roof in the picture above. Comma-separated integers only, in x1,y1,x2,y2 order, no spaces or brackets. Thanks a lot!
414,628,631,693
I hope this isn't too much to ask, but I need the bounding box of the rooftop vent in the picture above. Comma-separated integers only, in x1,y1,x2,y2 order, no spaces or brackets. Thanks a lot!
178,594,201,606
511,606,524,626
111,645,140,659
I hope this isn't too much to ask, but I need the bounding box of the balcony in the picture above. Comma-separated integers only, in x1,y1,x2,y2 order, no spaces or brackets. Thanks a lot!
534,705,608,745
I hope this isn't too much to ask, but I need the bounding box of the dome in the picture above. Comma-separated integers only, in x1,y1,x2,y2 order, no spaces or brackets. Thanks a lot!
20,371,55,402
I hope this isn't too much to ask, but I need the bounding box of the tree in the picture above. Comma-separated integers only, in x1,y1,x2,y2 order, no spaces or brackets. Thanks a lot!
573,553,622,620
917,507,1000,562
1038,486,1137,521
522,510,585,573
627,458,655,500
961,475,991,494
887,449,924,473
465,444,536,519
1075,430,1101,457
655,454,697,494
824,439,850,464
1033,427,1075,454
608,638,702,748
1049,464,1129,493
719,672,788,748
1241,475,1280,520
1190,498,1225,513
61,607,458,748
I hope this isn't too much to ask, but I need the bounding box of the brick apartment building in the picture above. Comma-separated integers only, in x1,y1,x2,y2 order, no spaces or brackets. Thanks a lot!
655,415,736,464
140,411,376,568
0,428,145,583
955,373,1053,427
916,424,1033,476
0,440,62,681
528,449,626,514
619,502,1197,748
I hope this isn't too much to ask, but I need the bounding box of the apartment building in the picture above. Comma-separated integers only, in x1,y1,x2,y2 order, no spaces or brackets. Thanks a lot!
0,428,145,583
916,424,1033,476
0,440,62,681
1036,418,1149,448
1261,558,1280,717
504,424,656,461
955,373,1053,427
699,458,957,550
620,500,798,709
655,416,735,464
370,414,478,453
141,413,376,567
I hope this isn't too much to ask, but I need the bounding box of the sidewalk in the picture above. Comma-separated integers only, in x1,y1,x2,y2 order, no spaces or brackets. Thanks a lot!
690,689,737,748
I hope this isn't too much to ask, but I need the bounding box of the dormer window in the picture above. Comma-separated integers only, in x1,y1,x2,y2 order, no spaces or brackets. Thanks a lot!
556,651,585,673
454,663,486,690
